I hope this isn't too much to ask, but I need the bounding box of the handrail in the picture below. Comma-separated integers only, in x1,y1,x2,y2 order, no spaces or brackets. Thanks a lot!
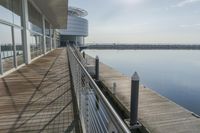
67,46,130,133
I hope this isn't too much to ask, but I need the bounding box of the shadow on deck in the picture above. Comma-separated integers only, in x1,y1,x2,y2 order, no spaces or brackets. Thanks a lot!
0,48,80,133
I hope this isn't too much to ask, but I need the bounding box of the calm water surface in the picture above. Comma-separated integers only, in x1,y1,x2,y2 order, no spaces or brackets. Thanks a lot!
84,50,200,115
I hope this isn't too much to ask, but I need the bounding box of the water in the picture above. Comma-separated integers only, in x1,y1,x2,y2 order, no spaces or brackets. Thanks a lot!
1,51,23,59
84,50,200,115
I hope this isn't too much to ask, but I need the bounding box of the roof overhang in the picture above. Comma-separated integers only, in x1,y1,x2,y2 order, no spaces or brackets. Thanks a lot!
32,0,68,29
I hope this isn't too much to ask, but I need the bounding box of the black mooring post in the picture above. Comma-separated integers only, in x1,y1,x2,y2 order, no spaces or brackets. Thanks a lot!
130,72,140,126
83,51,85,58
95,56,99,80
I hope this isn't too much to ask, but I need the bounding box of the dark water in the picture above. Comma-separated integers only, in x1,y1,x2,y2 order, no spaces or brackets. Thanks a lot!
84,50,200,115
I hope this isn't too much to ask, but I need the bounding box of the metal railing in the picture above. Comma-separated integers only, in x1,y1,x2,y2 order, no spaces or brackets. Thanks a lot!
72,45,87,65
67,46,131,133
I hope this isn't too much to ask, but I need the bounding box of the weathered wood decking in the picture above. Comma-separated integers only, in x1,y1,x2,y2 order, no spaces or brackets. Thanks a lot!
86,55,200,133
0,48,79,132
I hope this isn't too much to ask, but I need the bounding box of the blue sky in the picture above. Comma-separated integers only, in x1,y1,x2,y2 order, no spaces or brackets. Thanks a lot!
69,0,200,44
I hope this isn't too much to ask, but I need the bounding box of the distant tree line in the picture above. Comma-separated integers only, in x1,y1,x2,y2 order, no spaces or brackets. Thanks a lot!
86,44,200,50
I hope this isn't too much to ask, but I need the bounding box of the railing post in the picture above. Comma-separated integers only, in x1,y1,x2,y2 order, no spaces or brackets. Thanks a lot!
77,64,81,107
95,56,99,81
85,89,90,132
112,82,116,95
83,51,85,58
130,72,140,127
0,46,3,74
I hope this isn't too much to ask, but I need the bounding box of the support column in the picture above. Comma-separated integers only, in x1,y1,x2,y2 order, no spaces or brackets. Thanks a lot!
42,16,46,54
0,46,3,74
22,0,31,64
11,27,17,68
53,29,55,49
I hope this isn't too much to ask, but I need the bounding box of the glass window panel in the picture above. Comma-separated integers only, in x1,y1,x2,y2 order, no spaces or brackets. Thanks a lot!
36,35,43,56
0,23,14,72
52,39,55,49
13,0,22,26
28,2,43,33
30,32,37,59
30,32,43,59
45,20,50,36
14,28,24,66
46,37,51,52
0,0,13,23
56,39,60,48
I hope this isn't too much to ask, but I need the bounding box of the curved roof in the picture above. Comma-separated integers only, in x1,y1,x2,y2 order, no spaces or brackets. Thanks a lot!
68,6,88,17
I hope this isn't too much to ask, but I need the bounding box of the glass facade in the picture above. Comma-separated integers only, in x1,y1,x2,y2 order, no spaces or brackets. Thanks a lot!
0,0,59,75
0,0,23,73
30,32,43,59
0,0,22,26
56,39,60,48
45,20,50,36
13,0,22,26
45,21,51,52
28,2,43,33
52,39,56,49
0,0,13,23
28,1,43,59
14,28,24,66
46,37,51,52
0,24,14,72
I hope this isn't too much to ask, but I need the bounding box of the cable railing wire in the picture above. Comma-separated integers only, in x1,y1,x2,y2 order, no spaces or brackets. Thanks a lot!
67,46,131,133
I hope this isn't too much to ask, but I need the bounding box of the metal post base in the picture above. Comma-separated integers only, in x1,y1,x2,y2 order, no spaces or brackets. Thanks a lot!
125,119,142,132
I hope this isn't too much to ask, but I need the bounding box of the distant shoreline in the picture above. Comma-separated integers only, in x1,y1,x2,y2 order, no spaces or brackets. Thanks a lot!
83,44,200,50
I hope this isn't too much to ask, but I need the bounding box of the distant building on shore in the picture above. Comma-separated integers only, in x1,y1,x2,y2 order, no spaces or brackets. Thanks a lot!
60,7,88,46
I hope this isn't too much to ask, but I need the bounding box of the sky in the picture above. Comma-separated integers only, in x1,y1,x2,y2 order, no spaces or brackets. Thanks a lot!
69,0,200,44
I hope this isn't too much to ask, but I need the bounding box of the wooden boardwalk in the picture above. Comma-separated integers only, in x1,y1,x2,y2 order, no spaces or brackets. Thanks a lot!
0,48,79,133
86,55,200,133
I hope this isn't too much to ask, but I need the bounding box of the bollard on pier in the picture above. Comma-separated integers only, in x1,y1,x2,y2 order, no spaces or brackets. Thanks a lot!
83,51,85,58
95,56,99,81
112,82,116,95
130,72,140,128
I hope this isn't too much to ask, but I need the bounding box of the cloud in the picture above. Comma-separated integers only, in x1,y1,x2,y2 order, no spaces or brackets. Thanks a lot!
175,0,200,7
113,0,145,7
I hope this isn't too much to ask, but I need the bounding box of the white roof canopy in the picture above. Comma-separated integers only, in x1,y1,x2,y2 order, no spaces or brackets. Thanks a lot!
32,0,68,29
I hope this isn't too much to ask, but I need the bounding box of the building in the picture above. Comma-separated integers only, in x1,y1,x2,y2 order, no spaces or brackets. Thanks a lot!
0,0,68,76
60,7,88,46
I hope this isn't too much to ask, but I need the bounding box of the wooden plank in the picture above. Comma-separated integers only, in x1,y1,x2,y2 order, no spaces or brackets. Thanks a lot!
0,48,77,132
86,55,200,133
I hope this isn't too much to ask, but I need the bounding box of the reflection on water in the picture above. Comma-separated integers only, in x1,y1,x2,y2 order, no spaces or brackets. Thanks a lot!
85,50,200,115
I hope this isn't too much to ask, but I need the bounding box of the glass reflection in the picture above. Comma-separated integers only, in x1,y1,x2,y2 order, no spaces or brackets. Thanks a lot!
0,0,13,23
14,28,24,66
28,1,43,59
45,21,50,36
46,37,51,52
30,32,43,59
52,39,56,49
0,0,22,26
13,0,22,26
28,1,43,33
0,24,14,72
56,39,60,48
